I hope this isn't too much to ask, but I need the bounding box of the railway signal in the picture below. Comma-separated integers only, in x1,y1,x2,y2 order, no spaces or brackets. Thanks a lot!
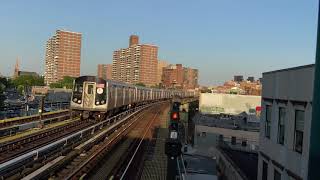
165,100,183,180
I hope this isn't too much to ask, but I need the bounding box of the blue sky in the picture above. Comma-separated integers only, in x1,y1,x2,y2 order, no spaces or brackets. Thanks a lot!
0,0,318,85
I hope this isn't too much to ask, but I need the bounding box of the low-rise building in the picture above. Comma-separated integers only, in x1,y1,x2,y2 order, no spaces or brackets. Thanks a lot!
199,93,261,115
17,71,39,77
258,64,314,180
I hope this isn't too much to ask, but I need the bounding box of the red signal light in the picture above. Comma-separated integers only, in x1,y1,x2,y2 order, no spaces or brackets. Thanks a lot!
171,112,179,121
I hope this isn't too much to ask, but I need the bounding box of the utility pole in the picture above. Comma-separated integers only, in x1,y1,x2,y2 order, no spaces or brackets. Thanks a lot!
308,1,320,180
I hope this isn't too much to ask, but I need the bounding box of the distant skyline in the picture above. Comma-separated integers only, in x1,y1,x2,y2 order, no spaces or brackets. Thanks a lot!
0,0,318,85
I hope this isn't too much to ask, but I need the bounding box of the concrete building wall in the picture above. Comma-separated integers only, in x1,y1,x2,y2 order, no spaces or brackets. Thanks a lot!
258,64,314,180
199,93,261,115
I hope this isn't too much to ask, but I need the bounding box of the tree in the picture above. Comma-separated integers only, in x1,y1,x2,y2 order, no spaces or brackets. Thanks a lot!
12,75,44,88
150,84,162,89
49,76,75,89
0,77,12,107
135,82,146,87
17,85,24,95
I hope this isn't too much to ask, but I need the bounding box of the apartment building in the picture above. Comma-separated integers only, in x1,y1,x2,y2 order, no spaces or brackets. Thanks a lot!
157,60,169,85
112,35,158,86
97,64,112,80
162,64,198,90
258,64,314,180
44,30,81,85
162,64,184,89
183,67,199,89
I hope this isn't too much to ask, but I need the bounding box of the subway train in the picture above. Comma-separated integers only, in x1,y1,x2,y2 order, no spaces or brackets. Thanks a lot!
70,76,195,119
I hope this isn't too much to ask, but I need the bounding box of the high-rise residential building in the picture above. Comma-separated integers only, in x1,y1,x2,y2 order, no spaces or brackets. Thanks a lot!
258,64,314,180
157,60,169,85
162,64,198,90
112,35,158,86
97,64,112,80
162,64,184,89
129,35,139,47
182,67,198,90
183,67,199,89
44,30,82,85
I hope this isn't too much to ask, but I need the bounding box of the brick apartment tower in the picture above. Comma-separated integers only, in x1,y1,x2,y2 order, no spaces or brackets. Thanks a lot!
97,64,112,80
44,30,82,85
162,64,199,89
157,60,169,85
183,67,199,89
112,35,158,86
162,64,184,89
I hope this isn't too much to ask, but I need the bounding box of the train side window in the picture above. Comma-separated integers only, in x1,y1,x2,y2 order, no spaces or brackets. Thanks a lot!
87,85,94,94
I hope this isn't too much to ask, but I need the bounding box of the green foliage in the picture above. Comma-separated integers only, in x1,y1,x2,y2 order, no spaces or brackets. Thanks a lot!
0,77,11,106
135,82,146,87
17,85,24,95
49,76,75,89
12,75,44,88
150,84,162,89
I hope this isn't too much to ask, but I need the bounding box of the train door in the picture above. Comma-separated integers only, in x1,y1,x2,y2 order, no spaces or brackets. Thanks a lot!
83,82,96,108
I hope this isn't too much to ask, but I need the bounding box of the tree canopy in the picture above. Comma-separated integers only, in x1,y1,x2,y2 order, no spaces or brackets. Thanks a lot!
0,77,12,106
12,75,44,88
135,82,146,87
49,76,75,89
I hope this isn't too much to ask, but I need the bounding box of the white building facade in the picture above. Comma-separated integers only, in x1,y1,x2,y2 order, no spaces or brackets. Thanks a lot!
258,64,314,180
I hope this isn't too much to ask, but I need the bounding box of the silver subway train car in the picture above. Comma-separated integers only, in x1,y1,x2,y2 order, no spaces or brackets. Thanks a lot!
70,76,195,119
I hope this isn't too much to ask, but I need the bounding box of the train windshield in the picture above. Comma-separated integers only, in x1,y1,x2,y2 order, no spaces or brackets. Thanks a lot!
74,84,83,93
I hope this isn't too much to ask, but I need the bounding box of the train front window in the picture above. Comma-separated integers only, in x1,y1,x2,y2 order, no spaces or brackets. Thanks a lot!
87,85,94,94
74,84,83,93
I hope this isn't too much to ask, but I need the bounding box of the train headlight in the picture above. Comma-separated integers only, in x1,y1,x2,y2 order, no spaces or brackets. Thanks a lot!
101,100,105,104
77,100,82,104
96,101,100,105
73,98,77,102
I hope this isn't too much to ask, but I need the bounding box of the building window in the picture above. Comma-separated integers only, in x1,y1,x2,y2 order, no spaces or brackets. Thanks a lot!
262,161,268,180
265,105,272,138
274,169,281,180
294,110,304,153
278,107,285,145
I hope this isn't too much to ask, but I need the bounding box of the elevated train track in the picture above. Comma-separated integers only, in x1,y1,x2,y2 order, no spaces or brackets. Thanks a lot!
0,117,93,164
0,103,162,179
0,75,198,180
59,103,165,180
